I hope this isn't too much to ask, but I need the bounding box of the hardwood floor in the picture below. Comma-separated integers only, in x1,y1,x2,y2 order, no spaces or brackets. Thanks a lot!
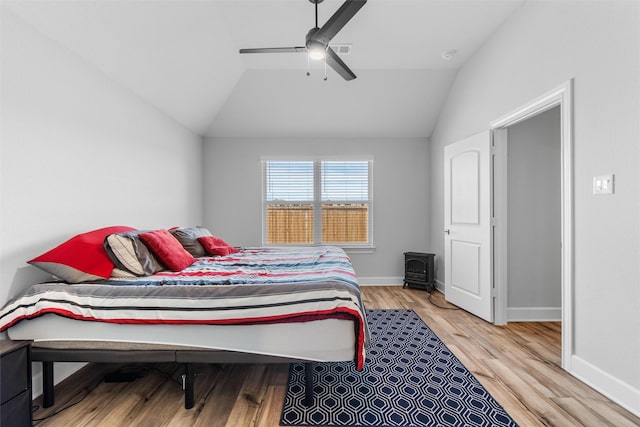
32,287,639,427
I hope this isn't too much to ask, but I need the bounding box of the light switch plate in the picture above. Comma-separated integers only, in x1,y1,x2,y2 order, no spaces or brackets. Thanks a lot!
593,174,615,194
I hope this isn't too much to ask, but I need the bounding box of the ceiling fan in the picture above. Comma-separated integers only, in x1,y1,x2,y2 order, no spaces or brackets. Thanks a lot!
239,0,367,81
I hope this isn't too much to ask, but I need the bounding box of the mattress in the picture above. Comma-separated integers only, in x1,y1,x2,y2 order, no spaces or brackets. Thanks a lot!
9,314,356,361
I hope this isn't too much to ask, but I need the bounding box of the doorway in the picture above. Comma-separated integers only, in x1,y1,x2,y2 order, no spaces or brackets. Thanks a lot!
491,81,574,370
504,106,561,321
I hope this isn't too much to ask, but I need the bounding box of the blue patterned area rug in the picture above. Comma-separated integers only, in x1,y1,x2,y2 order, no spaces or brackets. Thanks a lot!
280,309,518,427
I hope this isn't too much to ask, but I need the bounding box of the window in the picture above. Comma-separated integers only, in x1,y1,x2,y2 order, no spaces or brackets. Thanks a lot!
263,159,372,247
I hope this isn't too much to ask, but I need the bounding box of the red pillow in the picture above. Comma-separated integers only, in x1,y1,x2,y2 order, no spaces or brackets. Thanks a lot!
197,236,239,257
28,225,137,283
139,229,195,271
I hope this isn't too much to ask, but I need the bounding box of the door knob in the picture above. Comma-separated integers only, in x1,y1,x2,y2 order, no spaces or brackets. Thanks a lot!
444,229,450,234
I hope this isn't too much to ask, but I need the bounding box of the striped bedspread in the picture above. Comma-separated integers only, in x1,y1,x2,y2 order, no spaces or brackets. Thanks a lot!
0,246,368,369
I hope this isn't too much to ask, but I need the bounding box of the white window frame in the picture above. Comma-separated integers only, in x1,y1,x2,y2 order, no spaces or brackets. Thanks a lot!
261,156,374,251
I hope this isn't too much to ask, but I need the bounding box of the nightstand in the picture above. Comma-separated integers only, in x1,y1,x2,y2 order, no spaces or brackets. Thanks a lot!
1,340,32,427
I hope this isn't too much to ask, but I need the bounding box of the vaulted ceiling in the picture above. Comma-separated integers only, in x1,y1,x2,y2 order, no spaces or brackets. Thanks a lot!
4,0,524,138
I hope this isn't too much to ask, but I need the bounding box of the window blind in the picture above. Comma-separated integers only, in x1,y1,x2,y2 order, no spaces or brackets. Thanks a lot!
265,161,314,202
321,161,369,202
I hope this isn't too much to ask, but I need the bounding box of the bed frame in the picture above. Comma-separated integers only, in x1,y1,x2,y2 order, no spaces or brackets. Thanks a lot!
32,347,315,409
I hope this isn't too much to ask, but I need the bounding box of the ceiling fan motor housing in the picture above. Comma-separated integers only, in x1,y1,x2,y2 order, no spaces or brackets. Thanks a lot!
306,27,326,52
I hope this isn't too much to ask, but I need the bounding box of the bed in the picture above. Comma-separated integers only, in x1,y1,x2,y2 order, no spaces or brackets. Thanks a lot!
0,226,369,409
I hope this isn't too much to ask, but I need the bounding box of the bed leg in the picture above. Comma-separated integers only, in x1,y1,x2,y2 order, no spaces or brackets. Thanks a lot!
303,362,314,407
184,363,195,409
42,361,55,408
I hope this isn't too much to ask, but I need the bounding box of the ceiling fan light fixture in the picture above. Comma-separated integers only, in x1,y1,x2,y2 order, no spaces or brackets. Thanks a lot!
306,39,326,60
308,47,326,60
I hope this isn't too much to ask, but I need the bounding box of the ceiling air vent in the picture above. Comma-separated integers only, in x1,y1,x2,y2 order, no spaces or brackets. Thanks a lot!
330,44,352,55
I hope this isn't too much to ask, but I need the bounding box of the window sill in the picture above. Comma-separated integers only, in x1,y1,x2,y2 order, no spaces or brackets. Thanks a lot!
341,246,376,254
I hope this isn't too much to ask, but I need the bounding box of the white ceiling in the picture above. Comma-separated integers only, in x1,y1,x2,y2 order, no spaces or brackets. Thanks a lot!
4,0,524,139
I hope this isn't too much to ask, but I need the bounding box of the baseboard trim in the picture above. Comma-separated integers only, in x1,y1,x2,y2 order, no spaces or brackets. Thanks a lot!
570,355,640,417
32,362,87,399
358,277,403,286
507,307,561,322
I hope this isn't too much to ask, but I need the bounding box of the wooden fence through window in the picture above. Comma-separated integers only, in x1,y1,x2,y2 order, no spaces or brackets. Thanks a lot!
267,204,368,244
322,204,368,243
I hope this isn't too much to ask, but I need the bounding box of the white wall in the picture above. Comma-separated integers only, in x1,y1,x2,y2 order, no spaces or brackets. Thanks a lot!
203,137,430,283
0,9,204,304
207,69,456,139
429,1,639,413
507,106,561,319
0,9,203,390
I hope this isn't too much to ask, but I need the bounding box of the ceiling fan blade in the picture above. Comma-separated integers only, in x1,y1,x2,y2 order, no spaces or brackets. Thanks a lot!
311,0,366,45
239,47,307,54
325,47,356,81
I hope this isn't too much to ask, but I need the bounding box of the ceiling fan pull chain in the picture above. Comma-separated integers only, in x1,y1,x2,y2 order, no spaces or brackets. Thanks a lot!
307,54,311,77
324,56,328,81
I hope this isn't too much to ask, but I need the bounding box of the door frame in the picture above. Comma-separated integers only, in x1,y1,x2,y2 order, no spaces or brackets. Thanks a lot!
490,80,574,370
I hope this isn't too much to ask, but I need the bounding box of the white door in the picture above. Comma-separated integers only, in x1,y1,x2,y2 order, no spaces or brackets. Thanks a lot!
444,130,493,322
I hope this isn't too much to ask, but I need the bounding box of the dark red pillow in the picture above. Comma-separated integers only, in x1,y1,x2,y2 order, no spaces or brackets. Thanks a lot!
197,236,239,257
28,225,137,283
139,229,195,271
